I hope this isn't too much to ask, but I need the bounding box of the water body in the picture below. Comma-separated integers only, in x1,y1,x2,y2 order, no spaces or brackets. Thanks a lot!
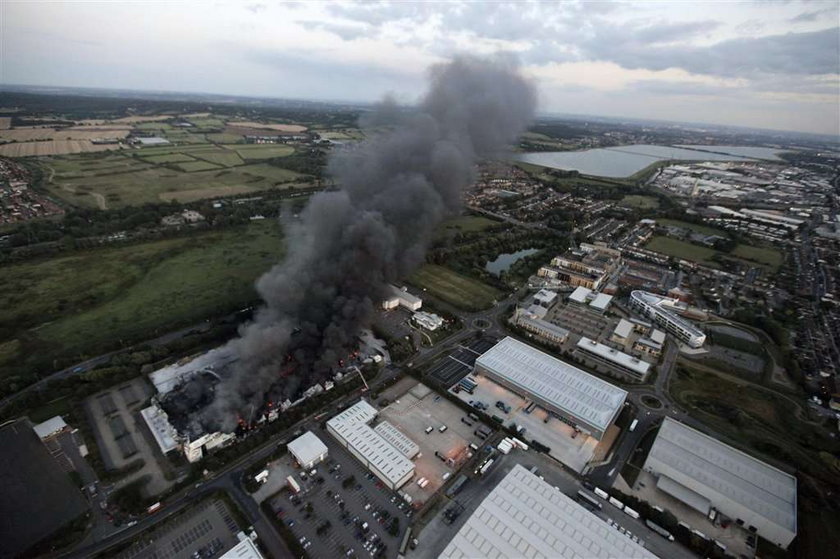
515,144,778,178
486,248,539,276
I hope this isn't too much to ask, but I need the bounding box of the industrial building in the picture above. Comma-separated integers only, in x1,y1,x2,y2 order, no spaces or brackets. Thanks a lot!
381,285,422,311
326,399,415,490
473,337,627,439
511,307,569,347
612,319,635,344
287,431,328,469
537,246,621,291
412,311,444,331
629,290,706,348
567,286,613,312
643,418,797,548
440,464,655,559
576,337,652,382
374,421,420,459
32,416,69,441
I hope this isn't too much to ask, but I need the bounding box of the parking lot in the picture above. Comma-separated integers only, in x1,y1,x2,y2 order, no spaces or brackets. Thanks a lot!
425,337,497,386
84,377,173,496
408,450,693,559
116,498,242,559
450,374,607,473
262,425,412,559
378,382,490,504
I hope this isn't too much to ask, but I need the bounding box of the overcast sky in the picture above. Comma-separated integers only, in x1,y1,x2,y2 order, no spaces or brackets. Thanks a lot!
2,1,838,135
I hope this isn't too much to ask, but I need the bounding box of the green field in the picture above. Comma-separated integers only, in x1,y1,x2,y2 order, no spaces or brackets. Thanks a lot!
436,216,501,236
408,264,502,311
0,221,284,380
233,145,295,160
206,133,244,144
174,160,222,172
645,236,719,265
44,148,309,208
187,117,226,128
619,195,660,209
732,244,784,269
140,153,196,164
656,218,729,237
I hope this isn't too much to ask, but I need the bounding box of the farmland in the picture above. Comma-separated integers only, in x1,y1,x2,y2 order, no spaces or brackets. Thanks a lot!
0,220,284,383
42,144,310,208
0,140,125,157
228,121,307,133
408,264,502,311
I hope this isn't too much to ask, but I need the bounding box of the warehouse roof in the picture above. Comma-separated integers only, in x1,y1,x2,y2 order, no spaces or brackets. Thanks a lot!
569,286,592,303
287,431,328,466
646,418,796,533
614,319,634,339
577,337,651,377
332,422,414,484
32,416,68,440
140,405,179,454
373,421,419,458
475,337,626,433
328,399,378,428
441,464,656,559
589,293,613,311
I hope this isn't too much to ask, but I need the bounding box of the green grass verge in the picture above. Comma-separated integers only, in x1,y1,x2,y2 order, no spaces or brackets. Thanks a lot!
408,264,502,311
190,150,244,167
206,133,244,143
173,160,222,172
645,236,718,265
0,221,284,378
140,153,196,164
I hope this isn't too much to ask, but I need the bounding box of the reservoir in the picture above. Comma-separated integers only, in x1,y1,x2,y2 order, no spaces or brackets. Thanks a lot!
486,248,539,276
515,144,786,178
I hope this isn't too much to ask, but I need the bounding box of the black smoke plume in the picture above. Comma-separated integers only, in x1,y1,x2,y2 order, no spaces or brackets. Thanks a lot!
202,55,536,432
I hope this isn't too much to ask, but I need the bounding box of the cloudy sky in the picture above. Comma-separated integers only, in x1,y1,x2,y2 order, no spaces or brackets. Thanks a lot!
2,1,838,135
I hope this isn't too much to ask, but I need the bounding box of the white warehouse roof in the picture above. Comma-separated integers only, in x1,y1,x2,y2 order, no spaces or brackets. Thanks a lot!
32,416,67,440
287,431,328,467
333,422,415,485
441,464,656,559
140,405,179,453
589,293,613,311
614,319,634,339
645,418,796,543
374,421,420,458
328,399,378,427
475,337,627,433
569,286,592,303
577,337,651,377
219,536,265,559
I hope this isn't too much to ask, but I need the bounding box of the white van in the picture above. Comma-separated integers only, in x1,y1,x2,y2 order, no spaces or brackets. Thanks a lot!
425,426,434,434
438,425,447,433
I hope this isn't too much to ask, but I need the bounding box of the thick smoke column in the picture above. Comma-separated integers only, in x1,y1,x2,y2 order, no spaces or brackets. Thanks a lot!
204,55,536,431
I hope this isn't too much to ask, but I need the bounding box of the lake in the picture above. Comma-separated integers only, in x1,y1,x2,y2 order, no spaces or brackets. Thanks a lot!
486,248,539,276
515,144,785,178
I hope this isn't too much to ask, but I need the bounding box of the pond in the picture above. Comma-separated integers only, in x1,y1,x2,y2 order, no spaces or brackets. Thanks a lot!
485,248,539,276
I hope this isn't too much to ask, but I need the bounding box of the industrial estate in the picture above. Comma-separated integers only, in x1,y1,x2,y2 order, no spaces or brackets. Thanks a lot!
1,14,840,559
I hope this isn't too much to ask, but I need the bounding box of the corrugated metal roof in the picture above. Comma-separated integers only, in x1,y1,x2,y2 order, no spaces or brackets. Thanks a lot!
441,464,657,559
646,418,796,533
475,337,626,432
287,431,328,466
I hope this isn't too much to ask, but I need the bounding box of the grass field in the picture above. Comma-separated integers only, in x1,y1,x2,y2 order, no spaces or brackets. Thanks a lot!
0,221,284,379
645,236,718,265
437,216,501,234
140,153,196,164
619,195,659,209
233,145,295,160
44,148,307,208
408,264,502,311
656,218,730,237
732,244,784,269
206,133,244,143
174,160,222,172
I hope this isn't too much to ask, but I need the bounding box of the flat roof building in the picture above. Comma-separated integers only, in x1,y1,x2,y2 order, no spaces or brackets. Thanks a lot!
589,293,613,313
643,418,796,548
473,337,627,439
441,464,656,559
512,308,569,348
382,285,422,311
576,337,652,382
374,421,420,459
32,416,68,440
630,290,706,348
141,404,180,454
569,286,593,304
612,319,634,343
327,400,415,490
287,431,328,469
